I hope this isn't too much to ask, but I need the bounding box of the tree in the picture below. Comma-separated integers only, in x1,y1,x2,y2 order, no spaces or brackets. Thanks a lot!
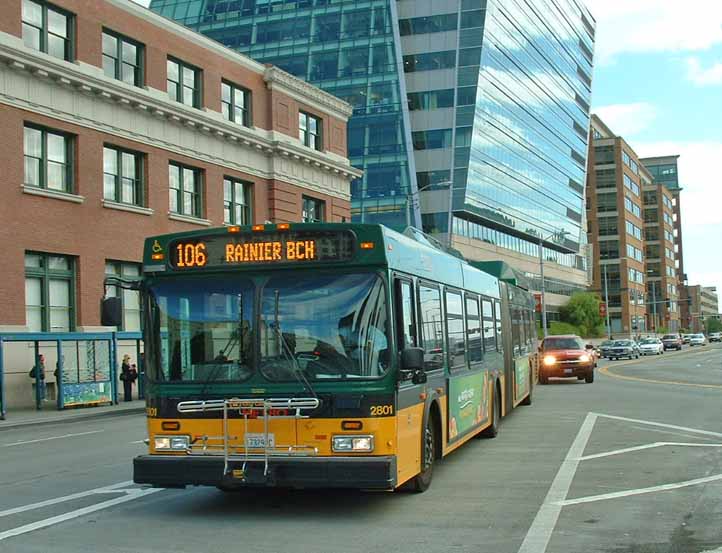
560,292,604,338
705,317,722,333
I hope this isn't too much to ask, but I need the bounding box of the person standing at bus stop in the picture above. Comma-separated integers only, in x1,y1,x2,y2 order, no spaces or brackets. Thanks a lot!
28,353,46,401
120,354,133,402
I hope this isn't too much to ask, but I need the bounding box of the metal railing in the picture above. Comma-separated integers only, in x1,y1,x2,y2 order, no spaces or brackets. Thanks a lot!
177,397,320,479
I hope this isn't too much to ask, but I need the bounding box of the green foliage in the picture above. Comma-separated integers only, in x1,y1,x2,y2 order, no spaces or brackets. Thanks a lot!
559,292,604,338
705,318,722,333
548,321,581,336
656,326,669,335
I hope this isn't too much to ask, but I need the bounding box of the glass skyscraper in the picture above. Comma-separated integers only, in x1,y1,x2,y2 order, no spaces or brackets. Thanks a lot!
150,0,595,293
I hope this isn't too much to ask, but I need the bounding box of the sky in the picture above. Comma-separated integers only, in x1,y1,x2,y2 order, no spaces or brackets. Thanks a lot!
132,0,721,304
586,0,722,306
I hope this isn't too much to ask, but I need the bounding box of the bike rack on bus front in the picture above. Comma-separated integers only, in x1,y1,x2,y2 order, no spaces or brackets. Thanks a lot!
176,397,320,480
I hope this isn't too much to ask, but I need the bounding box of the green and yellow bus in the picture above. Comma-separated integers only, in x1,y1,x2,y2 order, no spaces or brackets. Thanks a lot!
103,223,537,492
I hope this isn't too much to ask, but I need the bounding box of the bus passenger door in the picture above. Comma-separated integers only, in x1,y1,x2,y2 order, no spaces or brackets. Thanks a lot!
394,277,425,487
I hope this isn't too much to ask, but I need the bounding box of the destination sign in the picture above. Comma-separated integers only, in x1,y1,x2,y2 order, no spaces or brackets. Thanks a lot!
168,230,355,269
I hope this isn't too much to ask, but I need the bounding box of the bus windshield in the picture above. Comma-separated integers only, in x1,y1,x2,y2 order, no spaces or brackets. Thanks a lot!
148,277,254,382
259,273,389,381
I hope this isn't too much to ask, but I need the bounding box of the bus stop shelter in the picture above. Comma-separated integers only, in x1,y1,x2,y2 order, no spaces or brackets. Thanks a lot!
0,331,142,419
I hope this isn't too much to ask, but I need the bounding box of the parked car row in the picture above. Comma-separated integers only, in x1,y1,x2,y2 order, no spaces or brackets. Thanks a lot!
598,332,714,361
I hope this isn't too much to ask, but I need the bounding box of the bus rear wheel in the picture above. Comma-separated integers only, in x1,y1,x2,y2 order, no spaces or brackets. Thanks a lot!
520,370,533,405
480,384,500,438
408,417,436,493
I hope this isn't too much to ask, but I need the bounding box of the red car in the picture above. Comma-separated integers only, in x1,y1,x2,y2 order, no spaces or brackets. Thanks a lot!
538,335,596,384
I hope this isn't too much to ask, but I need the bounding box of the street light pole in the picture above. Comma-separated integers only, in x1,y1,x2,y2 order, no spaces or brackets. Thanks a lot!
539,235,548,338
603,263,611,338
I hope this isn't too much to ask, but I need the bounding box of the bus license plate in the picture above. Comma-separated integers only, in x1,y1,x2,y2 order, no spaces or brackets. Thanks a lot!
245,433,275,449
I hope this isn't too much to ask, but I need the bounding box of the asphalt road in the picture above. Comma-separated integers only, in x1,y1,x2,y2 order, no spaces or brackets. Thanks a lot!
1,344,721,553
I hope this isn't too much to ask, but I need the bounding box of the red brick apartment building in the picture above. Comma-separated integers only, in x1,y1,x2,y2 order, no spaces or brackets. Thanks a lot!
0,0,361,337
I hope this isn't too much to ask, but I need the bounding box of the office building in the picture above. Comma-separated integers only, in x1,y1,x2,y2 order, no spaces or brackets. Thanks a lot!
586,115,648,335
641,175,679,332
686,286,720,333
640,156,687,329
0,0,358,408
151,0,596,319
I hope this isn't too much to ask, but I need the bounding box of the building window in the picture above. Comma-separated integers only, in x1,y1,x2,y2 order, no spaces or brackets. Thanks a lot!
169,163,202,217
24,124,73,192
223,177,252,225
302,196,325,223
22,0,72,61
102,30,143,87
104,261,141,330
103,146,143,206
398,14,457,36
299,111,322,150
221,81,251,127
407,89,454,111
403,50,456,73
25,252,74,332
167,58,201,108
412,129,453,150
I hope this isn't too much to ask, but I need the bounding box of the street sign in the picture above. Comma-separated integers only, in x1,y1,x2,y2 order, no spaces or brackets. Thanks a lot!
534,293,542,313
599,302,607,317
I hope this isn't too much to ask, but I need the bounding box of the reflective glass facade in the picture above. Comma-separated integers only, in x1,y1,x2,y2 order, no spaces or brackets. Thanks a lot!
150,0,594,272
150,0,417,228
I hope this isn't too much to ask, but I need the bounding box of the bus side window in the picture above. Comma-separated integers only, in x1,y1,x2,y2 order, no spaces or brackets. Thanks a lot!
512,307,521,356
418,284,444,371
395,279,417,350
465,295,482,365
445,290,466,370
482,298,495,353
494,300,503,353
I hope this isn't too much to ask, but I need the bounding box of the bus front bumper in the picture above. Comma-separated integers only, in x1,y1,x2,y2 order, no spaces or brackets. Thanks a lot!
133,454,396,490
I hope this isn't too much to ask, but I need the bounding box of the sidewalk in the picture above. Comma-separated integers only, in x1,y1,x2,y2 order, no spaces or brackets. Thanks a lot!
0,400,145,431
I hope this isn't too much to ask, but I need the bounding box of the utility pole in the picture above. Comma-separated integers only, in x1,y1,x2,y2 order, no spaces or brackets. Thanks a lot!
651,281,657,334
539,236,548,338
603,263,611,338
446,183,454,248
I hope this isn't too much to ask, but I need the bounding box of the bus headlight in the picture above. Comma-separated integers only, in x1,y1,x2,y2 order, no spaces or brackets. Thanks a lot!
543,355,557,366
332,435,374,452
154,435,190,451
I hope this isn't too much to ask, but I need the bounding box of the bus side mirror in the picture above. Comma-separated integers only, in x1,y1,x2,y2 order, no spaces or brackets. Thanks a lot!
400,347,427,385
101,297,123,327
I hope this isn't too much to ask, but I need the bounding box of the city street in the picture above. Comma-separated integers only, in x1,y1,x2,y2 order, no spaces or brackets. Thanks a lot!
1,345,721,553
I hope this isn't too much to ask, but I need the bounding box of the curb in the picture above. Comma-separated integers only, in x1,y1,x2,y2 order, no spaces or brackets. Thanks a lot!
0,406,145,431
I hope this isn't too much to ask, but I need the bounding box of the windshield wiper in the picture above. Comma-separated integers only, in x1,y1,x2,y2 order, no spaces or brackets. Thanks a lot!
272,289,317,399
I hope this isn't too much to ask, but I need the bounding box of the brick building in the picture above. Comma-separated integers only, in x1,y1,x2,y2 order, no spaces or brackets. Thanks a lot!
586,115,648,336
0,0,360,408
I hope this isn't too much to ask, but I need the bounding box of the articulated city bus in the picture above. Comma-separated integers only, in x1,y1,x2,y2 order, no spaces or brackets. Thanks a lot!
103,223,537,492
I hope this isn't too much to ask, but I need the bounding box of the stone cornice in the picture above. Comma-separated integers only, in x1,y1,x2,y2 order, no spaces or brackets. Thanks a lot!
263,65,354,120
0,35,361,181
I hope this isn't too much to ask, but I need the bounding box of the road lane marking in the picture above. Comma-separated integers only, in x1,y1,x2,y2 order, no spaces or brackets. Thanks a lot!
579,442,722,461
517,412,597,553
0,481,134,518
557,473,722,506
1,430,104,447
0,488,161,542
594,413,722,439
599,365,722,390
624,423,718,441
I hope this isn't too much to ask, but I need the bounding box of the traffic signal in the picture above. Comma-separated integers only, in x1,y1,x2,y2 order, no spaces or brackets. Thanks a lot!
599,302,607,317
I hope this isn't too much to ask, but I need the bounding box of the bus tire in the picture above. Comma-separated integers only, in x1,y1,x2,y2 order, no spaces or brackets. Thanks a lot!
408,414,437,493
480,382,501,438
520,371,532,406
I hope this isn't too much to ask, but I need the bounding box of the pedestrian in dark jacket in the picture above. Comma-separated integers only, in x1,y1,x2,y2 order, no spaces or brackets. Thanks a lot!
120,354,133,402
29,353,46,400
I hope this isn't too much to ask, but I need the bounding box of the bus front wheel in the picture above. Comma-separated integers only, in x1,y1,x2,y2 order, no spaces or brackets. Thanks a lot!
480,384,501,438
408,417,436,493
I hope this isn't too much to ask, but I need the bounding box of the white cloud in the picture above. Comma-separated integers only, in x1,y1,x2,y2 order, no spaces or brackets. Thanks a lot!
686,57,722,85
593,103,657,136
585,0,722,65
630,140,722,294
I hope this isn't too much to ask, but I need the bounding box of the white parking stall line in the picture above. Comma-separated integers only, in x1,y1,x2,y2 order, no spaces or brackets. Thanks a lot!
579,442,722,461
517,412,597,553
558,473,722,507
593,413,722,439
0,481,134,518
1,430,104,448
625,424,718,442
0,488,162,542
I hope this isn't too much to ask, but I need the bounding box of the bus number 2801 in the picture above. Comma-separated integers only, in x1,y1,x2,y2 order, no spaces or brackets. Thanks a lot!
370,405,394,416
